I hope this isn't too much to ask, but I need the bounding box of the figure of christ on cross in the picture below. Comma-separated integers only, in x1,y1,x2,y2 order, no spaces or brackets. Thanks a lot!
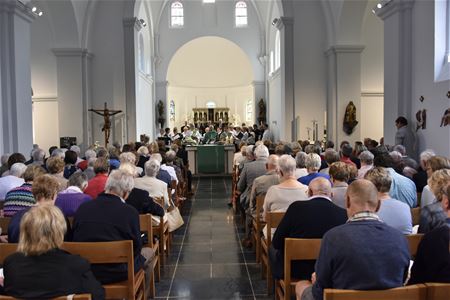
89,102,122,147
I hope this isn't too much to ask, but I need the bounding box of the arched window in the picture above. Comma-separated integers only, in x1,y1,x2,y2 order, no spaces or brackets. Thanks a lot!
235,1,248,27
269,50,274,75
434,0,450,81
275,30,281,70
171,1,184,28
138,33,145,72
170,100,175,121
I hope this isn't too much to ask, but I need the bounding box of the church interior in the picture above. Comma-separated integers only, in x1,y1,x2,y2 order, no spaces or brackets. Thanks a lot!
0,0,449,299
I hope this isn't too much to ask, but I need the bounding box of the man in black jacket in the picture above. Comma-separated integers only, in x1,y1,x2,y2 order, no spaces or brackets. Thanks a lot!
269,177,347,280
72,170,154,285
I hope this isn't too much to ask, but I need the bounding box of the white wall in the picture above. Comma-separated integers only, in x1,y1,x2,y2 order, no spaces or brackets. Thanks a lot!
167,85,254,128
292,0,327,142
360,0,384,142
268,71,282,142
89,0,127,145
32,99,59,155
156,0,265,127
411,0,450,157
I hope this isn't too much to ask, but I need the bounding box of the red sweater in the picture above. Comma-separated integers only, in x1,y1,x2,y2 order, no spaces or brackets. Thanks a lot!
84,173,108,199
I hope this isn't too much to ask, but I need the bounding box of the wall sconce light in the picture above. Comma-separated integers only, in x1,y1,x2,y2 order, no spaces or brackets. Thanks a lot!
140,19,147,27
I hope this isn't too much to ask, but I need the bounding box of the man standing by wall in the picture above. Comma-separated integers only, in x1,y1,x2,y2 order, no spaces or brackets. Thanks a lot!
395,116,416,158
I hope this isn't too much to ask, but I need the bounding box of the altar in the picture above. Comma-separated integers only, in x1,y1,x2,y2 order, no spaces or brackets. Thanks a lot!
186,144,235,175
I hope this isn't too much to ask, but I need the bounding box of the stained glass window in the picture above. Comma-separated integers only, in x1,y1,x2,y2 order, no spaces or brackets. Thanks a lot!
171,1,184,28
235,1,247,27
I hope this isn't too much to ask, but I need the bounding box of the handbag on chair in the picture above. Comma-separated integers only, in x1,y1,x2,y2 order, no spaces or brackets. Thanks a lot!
166,199,184,232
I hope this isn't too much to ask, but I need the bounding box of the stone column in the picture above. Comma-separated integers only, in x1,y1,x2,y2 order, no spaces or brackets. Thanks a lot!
275,17,295,142
0,0,35,154
52,48,93,150
325,45,365,146
376,0,414,146
123,17,142,142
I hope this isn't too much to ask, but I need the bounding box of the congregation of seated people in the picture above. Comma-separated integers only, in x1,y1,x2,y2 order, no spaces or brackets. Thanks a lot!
230,133,450,299
0,122,449,299
0,138,194,298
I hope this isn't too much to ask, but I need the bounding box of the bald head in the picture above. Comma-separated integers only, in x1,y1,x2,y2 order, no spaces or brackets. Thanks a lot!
346,179,380,215
308,177,332,198
266,155,279,171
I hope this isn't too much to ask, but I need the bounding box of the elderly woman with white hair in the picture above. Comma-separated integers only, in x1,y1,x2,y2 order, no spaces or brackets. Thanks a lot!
298,153,331,186
295,152,308,179
357,150,374,179
263,155,308,238
134,159,169,208
119,152,143,177
0,163,26,201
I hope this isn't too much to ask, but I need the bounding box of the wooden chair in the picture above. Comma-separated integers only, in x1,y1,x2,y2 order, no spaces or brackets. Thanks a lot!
139,214,159,299
275,238,322,300
251,194,266,263
0,244,93,300
260,211,285,295
323,284,427,300
153,197,170,266
0,216,11,235
425,283,450,300
411,207,421,226
406,234,423,258
0,242,17,263
0,295,92,300
61,241,145,300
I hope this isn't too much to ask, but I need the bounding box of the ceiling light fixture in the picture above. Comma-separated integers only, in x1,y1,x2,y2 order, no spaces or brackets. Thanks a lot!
139,19,147,27
272,18,279,27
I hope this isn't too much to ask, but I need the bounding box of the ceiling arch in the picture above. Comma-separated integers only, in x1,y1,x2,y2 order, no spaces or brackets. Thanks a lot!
166,36,254,88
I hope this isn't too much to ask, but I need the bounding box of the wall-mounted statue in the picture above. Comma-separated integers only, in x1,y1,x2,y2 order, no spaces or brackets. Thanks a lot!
415,109,427,131
343,101,358,135
258,99,266,124
157,100,165,128
440,108,450,127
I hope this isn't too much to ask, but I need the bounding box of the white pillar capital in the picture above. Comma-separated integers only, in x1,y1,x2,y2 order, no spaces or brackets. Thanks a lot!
275,17,294,30
375,0,415,20
0,0,36,23
123,17,143,31
52,48,93,59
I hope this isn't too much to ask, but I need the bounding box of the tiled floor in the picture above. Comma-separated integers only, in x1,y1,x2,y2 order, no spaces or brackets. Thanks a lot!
155,177,272,300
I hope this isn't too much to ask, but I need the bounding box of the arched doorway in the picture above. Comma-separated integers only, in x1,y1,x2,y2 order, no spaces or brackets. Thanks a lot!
166,36,255,129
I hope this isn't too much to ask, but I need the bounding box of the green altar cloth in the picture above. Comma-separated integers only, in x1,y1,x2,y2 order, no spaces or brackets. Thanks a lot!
197,145,225,173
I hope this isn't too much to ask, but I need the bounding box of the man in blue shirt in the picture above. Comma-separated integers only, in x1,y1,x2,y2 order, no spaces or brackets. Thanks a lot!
296,179,410,300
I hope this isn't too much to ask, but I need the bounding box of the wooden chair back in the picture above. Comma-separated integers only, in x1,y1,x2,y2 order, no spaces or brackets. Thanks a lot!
323,284,427,300
0,295,92,300
265,211,285,246
411,207,421,226
0,243,18,264
139,214,153,248
406,234,423,258
0,217,11,234
61,240,144,300
425,283,450,300
281,238,322,300
253,194,265,262
153,196,169,265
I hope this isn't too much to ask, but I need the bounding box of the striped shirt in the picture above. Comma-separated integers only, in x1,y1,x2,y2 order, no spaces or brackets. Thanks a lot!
3,183,35,217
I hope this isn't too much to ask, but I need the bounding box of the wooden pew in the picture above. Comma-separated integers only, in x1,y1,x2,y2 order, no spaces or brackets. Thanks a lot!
0,295,92,300
260,211,285,295
275,238,322,300
406,234,423,258
139,214,159,298
0,217,11,235
425,283,450,300
153,197,170,266
251,194,266,263
323,284,427,300
411,207,421,226
61,241,145,300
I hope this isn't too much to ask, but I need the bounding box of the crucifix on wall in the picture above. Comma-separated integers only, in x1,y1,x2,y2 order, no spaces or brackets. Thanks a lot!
89,102,122,148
